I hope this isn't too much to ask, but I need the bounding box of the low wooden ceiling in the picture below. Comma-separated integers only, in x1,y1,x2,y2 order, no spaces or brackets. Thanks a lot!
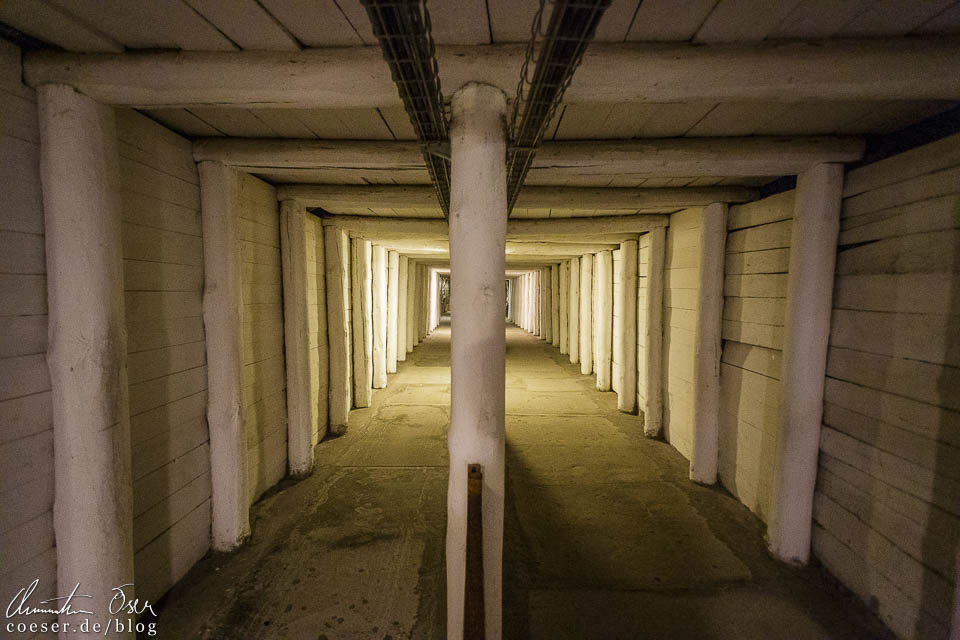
4,0,959,223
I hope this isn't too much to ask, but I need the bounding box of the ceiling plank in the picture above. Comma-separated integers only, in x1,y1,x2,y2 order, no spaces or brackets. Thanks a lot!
25,37,960,108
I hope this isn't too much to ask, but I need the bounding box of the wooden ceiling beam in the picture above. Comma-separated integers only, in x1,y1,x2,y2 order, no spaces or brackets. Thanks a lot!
279,184,756,213
24,37,960,108
195,136,864,176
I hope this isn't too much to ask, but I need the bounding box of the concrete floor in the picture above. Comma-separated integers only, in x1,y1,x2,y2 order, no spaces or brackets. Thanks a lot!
153,320,892,639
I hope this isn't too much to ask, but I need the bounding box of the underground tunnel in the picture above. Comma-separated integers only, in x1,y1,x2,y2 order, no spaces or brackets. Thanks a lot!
1,1,959,639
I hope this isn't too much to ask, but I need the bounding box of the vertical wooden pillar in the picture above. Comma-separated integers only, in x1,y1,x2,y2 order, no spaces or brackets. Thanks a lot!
691,203,727,484
398,255,409,362
280,200,314,475
39,86,137,636
559,263,569,354
196,160,250,551
618,240,638,412
595,250,613,391
551,265,560,347
447,83,508,640
569,258,580,364
579,254,593,376
768,164,844,564
324,225,351,434
351,238,373,408
542,267,552,343
406,258,417,353
372,245,388,388
387,250,400,372
643,227,666,437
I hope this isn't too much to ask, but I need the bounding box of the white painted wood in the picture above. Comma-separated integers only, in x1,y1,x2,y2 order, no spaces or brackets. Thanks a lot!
542,266,553,343
194,160,251,551
618,240,638,413
406,258,417,353
447,84,508,640
24,38,960,106
387,250,399,373
579,254,594,376
559,262,569,355
372,245,388,389
280,200,313,475
398,255,408,362
569,258,580,364
768,163,844,565
38,86,136,635
323,226,351,433
280,184,753,213
196,136,864,176
0,0,124,52
551,265,560,347
351,238,373,408
691,203,727,484
595,251,614,391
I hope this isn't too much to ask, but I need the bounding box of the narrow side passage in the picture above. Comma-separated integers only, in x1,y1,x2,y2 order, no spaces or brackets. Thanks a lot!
150,320,890,639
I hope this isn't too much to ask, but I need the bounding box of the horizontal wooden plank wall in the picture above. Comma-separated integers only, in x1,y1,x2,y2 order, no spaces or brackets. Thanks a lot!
118,108,212,604
812,133,960,640
612,249,622,394
305,214,329,444
662,207,703,459
717,190,793,522
636,234,649,412
237,173,288,505
0,39,57,629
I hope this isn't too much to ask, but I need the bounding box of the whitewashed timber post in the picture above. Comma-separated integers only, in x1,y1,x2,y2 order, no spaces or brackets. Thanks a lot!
643,227,666,437
579,254,594,376
387,250,400,372
398,255,409,362
280,200,314,475
768,164,844,564
569,258,580,364
351,238,373,407
196,159,251,551
542,266,552,343
618,240,638,412
551,265,560,347
406,258,416,354
447,83,508,640
559,262,569,355
690,203,727,484
38,85,137,637
323,226,351,434
372,245,388,388
596,250,613,391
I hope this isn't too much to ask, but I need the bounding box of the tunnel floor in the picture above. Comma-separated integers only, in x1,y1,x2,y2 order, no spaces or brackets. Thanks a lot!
153,321,891,639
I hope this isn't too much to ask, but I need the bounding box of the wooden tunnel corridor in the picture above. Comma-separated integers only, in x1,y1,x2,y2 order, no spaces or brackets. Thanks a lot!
150,320,889,639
